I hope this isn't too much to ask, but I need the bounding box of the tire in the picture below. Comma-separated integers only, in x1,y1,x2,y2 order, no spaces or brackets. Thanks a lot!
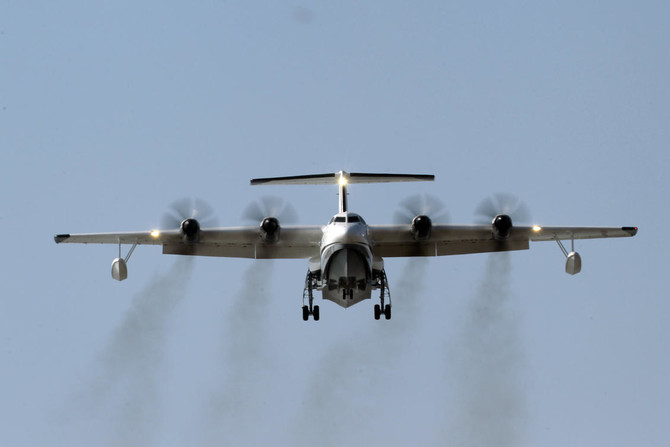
374,304,381,320
313,305,320,321
384,304,391,320
302,305,309,321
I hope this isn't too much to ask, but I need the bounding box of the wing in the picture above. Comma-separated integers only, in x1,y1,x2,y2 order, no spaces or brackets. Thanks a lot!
368,224,638,257
54,225,324,259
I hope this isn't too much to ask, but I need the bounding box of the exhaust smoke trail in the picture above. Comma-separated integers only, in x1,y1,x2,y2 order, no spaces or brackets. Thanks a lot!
294,258,429,446
201,260,275,447
447,252,526,447
78,257,194,447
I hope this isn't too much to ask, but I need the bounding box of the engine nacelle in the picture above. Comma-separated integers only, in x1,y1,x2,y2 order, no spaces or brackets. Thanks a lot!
411,215,432,241
111,257,128,281
180,218,201,243
260,217,280,243
492,214,513,240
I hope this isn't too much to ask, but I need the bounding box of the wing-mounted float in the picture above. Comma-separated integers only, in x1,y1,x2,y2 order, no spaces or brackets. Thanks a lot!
55,170,637,321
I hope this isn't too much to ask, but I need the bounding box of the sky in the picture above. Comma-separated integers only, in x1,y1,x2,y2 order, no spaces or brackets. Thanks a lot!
1,1,669,446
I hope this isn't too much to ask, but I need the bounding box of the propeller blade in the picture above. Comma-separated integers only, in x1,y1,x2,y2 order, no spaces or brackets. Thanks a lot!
162,198,218,229
243,201,266,223
394,194,449,224
243,196,298,223
474,196,498,222
475,193,531,224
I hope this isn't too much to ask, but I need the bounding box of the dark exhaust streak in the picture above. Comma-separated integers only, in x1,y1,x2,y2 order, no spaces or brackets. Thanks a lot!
200,260,274,447
81,257,194,447
448,252,526,447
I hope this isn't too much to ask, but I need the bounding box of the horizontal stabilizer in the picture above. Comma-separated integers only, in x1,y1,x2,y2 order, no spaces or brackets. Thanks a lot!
251,171,434,185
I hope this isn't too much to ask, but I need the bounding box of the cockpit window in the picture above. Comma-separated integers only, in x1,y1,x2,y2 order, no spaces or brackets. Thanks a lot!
329,215,366,224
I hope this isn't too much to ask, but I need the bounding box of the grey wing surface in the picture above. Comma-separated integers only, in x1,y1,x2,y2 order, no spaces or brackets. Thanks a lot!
368,224,637,257
54,226,324,259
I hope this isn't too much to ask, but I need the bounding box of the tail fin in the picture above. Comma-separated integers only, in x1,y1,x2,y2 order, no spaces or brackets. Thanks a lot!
251,170,434,212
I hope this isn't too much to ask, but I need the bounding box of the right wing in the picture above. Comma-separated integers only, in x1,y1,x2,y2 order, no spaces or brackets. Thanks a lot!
368,224,637,257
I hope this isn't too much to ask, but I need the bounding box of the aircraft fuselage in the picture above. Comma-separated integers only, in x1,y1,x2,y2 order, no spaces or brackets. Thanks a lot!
313,212,384,308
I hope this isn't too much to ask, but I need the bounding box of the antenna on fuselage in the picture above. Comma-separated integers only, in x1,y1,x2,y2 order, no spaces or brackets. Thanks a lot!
250,171,435,213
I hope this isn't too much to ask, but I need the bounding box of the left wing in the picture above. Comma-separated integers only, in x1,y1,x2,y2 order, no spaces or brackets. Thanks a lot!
54,226,324,259
368,224,637,257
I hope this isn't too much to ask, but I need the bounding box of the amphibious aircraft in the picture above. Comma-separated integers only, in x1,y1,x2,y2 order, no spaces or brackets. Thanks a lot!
54,171,637,321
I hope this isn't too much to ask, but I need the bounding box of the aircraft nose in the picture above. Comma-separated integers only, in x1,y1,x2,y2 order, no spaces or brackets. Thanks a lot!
343,223,367,241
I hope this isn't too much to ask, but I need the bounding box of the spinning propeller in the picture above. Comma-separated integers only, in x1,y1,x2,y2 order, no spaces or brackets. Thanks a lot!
475,193,530,240
161,198,218,243
243,196,298,243
394,194,449,224
243,196,298,224
394,194,449,241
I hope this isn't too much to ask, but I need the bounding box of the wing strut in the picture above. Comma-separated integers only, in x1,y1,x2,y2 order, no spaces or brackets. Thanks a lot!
122,240,138,263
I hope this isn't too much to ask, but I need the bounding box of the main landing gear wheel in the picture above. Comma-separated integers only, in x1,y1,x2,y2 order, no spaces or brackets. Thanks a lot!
374,304,392,320
302,270,320,321
302,305,320,321
374,269,392,320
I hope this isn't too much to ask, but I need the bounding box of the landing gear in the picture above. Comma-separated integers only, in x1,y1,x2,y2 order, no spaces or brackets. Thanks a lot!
302,304,320,321
374,270,392,320
302,270,320,321
374,304,392,320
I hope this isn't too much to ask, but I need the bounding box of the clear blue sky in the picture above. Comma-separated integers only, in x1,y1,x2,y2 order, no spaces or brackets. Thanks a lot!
2,1,668,446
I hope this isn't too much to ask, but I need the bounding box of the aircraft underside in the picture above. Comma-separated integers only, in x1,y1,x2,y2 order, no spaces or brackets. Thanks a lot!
302,245,391,321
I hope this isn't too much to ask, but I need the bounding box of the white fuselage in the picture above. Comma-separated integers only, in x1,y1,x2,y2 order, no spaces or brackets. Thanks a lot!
314,212,383,308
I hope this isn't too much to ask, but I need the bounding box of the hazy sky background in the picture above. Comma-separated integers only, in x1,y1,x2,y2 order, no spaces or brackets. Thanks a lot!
2,1,668,446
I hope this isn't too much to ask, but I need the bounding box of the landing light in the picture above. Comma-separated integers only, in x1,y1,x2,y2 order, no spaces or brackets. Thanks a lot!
339,176,348,186
532,225,542,232
151,230,160,238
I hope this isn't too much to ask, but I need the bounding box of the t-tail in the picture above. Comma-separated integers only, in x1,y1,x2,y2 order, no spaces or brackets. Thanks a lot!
250,170,435,212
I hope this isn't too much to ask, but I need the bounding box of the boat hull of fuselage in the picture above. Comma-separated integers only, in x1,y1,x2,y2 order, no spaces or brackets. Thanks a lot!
320,245,372,308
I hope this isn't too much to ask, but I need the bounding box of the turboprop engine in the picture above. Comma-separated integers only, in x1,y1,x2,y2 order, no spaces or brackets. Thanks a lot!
410,215,432,241
244,196,298,243
162,198,217,245
260,217,281,243
180,218,201,243
394,194,447,241
476,194,529,242
491,214,513,240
